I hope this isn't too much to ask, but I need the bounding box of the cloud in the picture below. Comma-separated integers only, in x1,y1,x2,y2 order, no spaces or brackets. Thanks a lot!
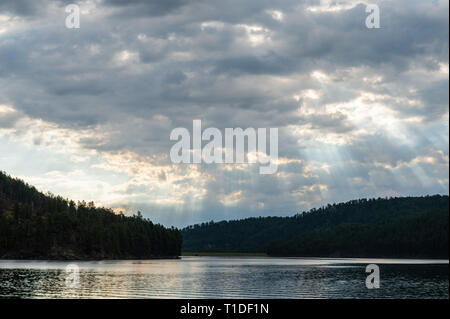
0,0,42,16
104,0,192,17
0,0,448,226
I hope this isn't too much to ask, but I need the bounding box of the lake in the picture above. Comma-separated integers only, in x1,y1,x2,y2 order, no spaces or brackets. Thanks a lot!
0,257,448,298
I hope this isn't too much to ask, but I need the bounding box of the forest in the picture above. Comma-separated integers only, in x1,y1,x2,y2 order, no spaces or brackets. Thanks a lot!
1,169,448,259
267,209,448,258
182,195,449,258
0,171,182,259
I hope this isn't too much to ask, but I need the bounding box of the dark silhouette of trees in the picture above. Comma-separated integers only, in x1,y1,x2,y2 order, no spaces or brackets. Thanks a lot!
0,171,181,259
267,209,448,258
3,168,446,259
182,195,449,258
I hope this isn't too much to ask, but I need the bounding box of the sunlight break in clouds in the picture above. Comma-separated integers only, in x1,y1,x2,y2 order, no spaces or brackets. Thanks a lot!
0,0,448,226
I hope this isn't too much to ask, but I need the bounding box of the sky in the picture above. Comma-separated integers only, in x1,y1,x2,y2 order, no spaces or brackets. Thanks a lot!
0,0,448,227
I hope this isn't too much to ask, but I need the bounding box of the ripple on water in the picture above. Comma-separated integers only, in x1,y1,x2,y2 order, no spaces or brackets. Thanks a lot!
0,258,448,298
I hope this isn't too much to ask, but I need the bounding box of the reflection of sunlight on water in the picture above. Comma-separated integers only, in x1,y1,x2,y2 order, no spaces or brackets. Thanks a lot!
0,257,448,299
318,265,361,268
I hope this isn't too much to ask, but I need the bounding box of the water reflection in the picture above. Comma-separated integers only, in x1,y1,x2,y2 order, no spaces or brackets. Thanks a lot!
0,257,448,298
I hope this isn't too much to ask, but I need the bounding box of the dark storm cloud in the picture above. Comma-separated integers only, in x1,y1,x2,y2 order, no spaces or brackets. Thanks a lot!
0,0,42,16
1,0,447,127
104,0,192,17
0,0,82,16
213,52,296,75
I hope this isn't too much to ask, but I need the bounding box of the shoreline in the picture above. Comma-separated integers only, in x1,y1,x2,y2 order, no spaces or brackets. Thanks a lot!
0,255,181,261
182,252,267,257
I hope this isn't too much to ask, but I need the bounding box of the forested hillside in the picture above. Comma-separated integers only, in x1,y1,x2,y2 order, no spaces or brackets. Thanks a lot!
0,171,182,259
267,209,448,258
182,195,449,258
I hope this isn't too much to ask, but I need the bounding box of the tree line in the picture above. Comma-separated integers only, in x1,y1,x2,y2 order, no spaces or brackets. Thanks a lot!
267,208,448,258
0,171,181,259
182,195,449,258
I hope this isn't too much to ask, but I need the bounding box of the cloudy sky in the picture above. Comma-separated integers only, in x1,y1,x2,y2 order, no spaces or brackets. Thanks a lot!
0,0,448,227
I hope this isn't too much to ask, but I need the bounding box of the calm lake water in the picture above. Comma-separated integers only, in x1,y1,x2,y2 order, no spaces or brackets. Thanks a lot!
0,257,448,299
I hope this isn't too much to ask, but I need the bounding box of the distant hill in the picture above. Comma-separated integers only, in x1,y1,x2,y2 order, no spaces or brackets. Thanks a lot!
0,171,182,260
182,196,449,258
